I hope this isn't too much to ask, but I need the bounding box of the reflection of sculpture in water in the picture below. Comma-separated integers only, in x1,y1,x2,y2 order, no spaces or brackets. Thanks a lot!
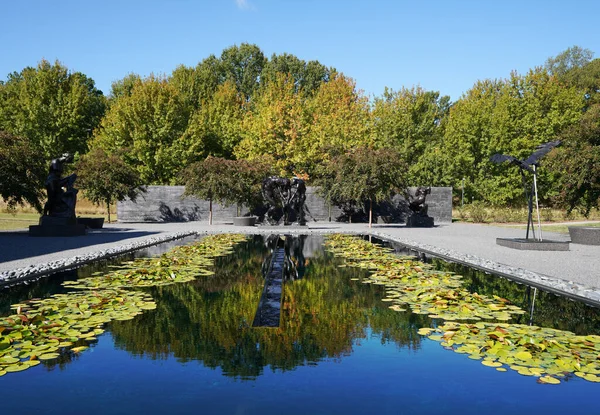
43,153,78,218
261,234,306,281
408,186,431,216
261,176,307,225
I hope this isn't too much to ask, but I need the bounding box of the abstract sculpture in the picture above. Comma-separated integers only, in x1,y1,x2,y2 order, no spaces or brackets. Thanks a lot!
490,141,561,241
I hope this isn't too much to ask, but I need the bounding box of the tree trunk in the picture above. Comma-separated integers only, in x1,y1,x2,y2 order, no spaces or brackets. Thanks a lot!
106,200,111,223
209,198,213,225
369,199,372,228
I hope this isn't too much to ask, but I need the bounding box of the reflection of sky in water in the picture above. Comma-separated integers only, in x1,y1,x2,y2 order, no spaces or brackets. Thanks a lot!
1,235,600,414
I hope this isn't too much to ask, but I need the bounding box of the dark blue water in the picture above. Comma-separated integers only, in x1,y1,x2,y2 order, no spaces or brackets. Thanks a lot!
1,234,598,414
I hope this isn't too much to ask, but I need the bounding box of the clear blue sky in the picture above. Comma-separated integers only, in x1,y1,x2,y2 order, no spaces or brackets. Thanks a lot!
2,0,598,101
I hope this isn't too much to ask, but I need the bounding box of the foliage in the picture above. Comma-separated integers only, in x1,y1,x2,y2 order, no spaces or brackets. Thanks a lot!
180,156,272,214
75,148,145,222
372,86,451,186
181,81,244,160
303,74,372,177
0,59,106,160
547,104,600,216
261,53,333,96
220,43,266,101
545,46,594,77
317,147,408,226
440,69,584,205
0,131,46,212
109,73,141,101
92,75,188,184
235,73,308,175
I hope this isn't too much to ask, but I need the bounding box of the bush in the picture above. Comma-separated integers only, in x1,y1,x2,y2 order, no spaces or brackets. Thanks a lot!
466,201,488,223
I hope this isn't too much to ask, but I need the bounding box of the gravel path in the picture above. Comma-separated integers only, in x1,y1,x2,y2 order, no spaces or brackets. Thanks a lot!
0,221,598,305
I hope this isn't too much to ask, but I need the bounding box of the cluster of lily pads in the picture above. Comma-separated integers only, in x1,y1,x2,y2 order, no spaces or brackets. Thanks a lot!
63,234,247,290
325,235,525,321
420,322,600,384
0,233,247,377
325,234,600,384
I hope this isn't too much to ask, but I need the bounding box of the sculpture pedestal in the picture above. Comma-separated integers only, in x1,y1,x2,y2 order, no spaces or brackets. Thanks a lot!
233,216,257,226
29,216,86,237
568,227,600,245
406,214,434,228
496,238,569,251
77,217,105,229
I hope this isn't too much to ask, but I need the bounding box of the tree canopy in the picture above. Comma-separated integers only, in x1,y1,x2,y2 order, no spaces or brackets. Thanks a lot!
0,59,106,160
75,148,145,222
0,131,46,212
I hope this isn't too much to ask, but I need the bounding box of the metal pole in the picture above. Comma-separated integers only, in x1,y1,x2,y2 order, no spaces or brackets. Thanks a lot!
533,165,543,241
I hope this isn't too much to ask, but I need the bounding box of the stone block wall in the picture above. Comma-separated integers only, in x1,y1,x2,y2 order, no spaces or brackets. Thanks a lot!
117,185,453,223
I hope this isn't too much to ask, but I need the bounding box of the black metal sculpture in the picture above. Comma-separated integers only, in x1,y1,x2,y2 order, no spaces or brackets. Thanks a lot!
43,153,78,219
261,176,307,225
490,140,561,241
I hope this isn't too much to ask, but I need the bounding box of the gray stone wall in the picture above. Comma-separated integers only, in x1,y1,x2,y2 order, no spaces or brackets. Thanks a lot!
117,185,453,223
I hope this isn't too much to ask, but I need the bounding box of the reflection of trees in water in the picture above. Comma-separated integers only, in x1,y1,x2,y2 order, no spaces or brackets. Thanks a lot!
431,259,600,335
109,235,429,379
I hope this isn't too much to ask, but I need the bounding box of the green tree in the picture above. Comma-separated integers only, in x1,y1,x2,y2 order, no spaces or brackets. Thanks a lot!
0,59,106,160
441,69,583,205
92,75,188,184
0,131,46,212
181,81,244,160
75,148,145,223
109,73,141,100
261,53,332,96
318,147,408,227
180,156,238,224
220,43,266,100
372,86,450,186
545,46,594,77
547,104,600,216
235,73,308,175
303,73,372,177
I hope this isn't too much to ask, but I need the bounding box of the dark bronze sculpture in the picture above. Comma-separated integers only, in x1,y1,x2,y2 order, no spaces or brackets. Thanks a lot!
261,176,307,225
406,186,434,227
43,153,78,218
408,186,431,216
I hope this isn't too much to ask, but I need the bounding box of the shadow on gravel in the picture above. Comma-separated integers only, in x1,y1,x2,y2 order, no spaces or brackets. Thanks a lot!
0,229,160,264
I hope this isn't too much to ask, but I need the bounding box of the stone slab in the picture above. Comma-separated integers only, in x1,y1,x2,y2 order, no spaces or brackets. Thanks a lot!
29,224,87,237
77,217,105,229
496,238,569,251
233,217,257,226
569,227,600,245
406,215,435,228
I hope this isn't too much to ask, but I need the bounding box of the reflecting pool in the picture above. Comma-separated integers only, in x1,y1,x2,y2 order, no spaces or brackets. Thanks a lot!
0,234,599,414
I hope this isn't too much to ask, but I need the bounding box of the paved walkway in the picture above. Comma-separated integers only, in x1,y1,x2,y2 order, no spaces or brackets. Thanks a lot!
0,221,598,304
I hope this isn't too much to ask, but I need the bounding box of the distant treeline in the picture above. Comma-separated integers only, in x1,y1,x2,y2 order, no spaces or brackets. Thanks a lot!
0,44,598,213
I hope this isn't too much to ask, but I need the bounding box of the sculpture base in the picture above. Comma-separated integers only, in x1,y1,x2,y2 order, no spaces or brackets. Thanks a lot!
406,215,434,228
233,216,257,226
77,217,105,229
568,227,600,245
29,224,86,237
496,238,569,251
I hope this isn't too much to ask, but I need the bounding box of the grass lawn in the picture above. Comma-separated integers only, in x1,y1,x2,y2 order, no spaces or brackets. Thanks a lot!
0,212,39,230
506,221,600,234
